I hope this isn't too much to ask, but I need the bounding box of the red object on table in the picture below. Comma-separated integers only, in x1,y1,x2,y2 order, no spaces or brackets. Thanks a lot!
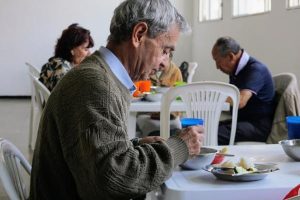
283,184,300,200
133,80,151,97
139,80,151,92
211,154,225,165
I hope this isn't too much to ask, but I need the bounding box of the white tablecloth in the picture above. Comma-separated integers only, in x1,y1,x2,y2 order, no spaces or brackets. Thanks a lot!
159,144,299,200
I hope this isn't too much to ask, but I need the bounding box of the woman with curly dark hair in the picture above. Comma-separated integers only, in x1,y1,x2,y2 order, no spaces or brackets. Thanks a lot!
39,23,94,91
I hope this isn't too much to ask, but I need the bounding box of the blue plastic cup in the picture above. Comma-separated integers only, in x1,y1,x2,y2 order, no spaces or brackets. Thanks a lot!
286,116,300,139
180,118,204,128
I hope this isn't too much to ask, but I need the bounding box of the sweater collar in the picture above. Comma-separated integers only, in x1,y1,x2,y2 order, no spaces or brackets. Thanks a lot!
99,46,136,93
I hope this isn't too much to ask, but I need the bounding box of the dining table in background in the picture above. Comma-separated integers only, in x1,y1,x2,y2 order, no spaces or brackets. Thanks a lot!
151,144,299,200
128,100,230,139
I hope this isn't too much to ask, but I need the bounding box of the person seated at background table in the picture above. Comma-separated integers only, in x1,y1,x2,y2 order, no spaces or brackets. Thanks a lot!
150,52,183,87
137,52,183,137
29,0,204,199
149,51,183,119
211,36,275,145
39,23,94,91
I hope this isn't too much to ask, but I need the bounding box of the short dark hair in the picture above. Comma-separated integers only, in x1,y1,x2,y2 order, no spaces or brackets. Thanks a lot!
214,36,241,57
54,23,94,62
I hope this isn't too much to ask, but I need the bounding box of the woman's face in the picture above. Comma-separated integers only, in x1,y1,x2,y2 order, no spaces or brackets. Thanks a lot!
71,41,91,65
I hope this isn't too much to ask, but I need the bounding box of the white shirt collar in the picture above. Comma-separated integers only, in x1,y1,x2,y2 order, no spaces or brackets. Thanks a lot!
99,46,136,93
235,50,250,75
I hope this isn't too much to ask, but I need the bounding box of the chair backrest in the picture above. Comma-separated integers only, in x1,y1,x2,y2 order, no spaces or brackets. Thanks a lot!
179,61,198,83
27,62,41,149
0,138,31,200
160,81,240,145
267,73,300,143
26,62,40,78
27,62,40,105
29,74,50,112
187,62,198,83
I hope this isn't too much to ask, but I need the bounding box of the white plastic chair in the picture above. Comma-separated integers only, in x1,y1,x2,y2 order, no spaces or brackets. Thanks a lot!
30,74,50,111
26,62,40,150
0,138,31,200
28,73,50,150
160,81,240,145
26,62,39,77
187,62,198,83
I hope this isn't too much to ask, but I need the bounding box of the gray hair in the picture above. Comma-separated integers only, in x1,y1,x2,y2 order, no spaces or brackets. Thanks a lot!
214,36,241,57
108,0,190,44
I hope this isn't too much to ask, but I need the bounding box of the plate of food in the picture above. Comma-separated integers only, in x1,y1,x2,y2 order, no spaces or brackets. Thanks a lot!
204,158,279,182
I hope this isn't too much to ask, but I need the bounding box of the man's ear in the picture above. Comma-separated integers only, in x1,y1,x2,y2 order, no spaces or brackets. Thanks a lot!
228,52,235,60
228,52,237,63
131,22,148,47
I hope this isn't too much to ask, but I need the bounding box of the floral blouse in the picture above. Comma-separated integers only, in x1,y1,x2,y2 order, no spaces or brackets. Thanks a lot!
39,57,72,91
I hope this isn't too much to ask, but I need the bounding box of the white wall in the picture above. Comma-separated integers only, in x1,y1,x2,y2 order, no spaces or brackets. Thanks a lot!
191,0,300,86
0,0,192,96
3,0,299,96
169,0,194,65
0,0,121,96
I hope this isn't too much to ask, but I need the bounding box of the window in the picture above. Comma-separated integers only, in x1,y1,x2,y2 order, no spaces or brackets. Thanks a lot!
287,0,300,9
199,0,222,22
232,0,271,17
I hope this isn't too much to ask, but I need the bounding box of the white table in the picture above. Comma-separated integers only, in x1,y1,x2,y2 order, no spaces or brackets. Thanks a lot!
128,101,230,139
128,101,187,139
158,144,300,200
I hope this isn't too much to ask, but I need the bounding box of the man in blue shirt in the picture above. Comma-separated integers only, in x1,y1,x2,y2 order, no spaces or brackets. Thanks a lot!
212,36,275,145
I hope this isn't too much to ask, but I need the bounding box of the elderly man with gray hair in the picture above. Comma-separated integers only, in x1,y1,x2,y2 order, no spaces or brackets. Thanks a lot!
211,36,275,145
29,0,204,200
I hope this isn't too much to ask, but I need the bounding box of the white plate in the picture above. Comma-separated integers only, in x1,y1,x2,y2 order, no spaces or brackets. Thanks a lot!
210,168,268,182
203,163,279,182
155,87,170,93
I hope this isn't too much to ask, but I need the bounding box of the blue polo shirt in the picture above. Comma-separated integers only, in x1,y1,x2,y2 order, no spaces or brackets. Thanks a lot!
230,51,275,120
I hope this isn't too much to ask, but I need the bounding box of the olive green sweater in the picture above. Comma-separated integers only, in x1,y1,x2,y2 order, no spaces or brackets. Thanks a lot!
30,51,189,200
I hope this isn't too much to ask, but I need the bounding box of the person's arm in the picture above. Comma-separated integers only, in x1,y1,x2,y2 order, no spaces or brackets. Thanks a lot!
58,64,203,199
226,89,253,109
139,126,204,156
175,66,183,82
239,89,253,108
170,63,183,86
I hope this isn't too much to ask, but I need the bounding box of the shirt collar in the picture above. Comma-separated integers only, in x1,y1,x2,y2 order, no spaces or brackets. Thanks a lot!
235,50,250,76
99,46,136,93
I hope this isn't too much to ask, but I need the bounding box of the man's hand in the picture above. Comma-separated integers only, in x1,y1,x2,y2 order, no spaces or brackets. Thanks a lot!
178,125,205,155
139,136,165,144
